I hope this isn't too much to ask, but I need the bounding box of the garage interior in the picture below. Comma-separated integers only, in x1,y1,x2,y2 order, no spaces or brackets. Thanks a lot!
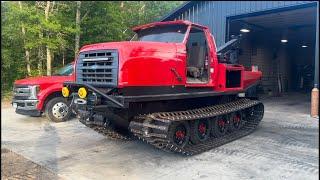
228,5,317,96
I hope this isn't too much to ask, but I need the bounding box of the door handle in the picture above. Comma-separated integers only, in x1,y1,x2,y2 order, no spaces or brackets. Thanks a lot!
170,68,182,82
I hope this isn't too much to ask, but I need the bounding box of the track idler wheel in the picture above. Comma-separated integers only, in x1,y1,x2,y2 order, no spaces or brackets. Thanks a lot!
190,119,212,144
254,103,264,121
168,121,190,148
246,103,264,122
212,115,229,137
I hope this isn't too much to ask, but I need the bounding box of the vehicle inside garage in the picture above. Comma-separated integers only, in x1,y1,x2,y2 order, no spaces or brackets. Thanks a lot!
228,5,317,96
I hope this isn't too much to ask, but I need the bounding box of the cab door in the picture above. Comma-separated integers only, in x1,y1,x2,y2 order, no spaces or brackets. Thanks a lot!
185,26,213,87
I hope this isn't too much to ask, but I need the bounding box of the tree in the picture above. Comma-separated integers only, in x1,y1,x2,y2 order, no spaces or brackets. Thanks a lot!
1,2,26,91
18,1,31,76
45,1,51,75
74,1,81,57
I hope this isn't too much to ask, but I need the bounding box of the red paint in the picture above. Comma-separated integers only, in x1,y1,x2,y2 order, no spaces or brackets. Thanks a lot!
243,70,262,88
218,119,225,126
233,115,241,123
215,64,244,91
175,130,185,139
77,20,262,92
79,41,185,87
198,123,207,134
14,64,75,111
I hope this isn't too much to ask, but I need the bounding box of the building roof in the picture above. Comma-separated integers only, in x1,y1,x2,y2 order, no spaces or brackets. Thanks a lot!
159,1,317,22
160,1,195,21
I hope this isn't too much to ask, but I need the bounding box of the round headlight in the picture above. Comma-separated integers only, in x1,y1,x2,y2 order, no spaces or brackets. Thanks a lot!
62,87,70,97
78,87,87,99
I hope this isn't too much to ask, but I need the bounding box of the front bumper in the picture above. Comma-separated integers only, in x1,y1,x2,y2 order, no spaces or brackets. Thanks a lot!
12,99,41,116
15,109,42,116
64,82,125,108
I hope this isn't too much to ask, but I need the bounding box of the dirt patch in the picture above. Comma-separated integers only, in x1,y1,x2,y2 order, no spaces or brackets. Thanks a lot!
1,100,12,109
1,94,12,109
1,148,61,180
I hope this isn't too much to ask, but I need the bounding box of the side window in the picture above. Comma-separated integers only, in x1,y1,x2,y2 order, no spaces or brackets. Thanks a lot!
54,63,74,76
66,65,74,75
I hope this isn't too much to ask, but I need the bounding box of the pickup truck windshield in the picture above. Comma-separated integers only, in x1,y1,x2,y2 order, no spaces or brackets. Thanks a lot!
132,24,188,43
54,63,74,76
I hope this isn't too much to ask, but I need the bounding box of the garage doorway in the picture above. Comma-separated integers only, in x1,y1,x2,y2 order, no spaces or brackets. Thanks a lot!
227,4,317,97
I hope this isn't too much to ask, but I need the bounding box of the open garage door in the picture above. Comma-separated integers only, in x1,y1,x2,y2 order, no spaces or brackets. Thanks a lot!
227,4,317,97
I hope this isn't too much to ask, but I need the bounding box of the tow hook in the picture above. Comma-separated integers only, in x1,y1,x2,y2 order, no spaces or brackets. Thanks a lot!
74,98,87,105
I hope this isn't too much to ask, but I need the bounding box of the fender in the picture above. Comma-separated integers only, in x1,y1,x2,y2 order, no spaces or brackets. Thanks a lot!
37,83,65,110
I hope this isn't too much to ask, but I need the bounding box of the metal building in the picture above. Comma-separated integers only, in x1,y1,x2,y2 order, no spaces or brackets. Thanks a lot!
161,1,319,113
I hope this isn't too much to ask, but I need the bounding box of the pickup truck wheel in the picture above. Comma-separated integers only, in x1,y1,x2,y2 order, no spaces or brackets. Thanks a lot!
45,97,71,122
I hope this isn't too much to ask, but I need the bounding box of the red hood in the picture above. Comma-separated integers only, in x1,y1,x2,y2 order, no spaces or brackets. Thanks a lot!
15,76,72,85
79,41,185,66
80,41,179,54
14,75,73,90
78,41,186,87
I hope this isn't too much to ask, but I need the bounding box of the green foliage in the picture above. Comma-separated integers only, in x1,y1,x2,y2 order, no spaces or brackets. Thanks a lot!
1,1,184,94
2,2,26,93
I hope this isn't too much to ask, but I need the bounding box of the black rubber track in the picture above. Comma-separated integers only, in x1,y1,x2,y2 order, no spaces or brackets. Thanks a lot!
129,98,264,155
79,118,132,141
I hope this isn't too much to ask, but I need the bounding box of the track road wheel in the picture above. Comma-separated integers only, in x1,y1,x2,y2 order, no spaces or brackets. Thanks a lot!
168,121,190,148
45,97,72,123
190,119,212,144
229,111,244,132
212,115,229,137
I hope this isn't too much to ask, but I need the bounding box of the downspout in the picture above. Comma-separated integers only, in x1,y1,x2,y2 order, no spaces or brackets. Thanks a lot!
314,2,319,88
311,2,319,118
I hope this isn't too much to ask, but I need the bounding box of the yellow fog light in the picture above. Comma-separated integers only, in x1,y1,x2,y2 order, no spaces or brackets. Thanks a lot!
62,87,70,97
78,87,87,99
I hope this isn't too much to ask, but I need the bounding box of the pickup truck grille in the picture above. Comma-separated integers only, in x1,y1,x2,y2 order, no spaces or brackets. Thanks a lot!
13,85,31,100
76,50,119,87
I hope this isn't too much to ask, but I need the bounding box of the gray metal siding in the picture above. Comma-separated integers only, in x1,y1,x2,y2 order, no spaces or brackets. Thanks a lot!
162,1,314,47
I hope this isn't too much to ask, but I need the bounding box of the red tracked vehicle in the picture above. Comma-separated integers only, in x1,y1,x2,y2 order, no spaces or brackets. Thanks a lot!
62,20,264,155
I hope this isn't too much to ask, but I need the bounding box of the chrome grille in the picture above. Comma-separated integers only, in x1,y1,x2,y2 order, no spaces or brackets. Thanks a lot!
76,50,118,87
13,86,31,100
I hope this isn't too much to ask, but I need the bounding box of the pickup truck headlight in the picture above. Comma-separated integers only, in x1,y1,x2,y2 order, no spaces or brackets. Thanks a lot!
29,85,40,99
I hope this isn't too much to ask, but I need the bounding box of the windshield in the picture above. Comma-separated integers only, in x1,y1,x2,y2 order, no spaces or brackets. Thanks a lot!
54,63,74,76
132,24,188,43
